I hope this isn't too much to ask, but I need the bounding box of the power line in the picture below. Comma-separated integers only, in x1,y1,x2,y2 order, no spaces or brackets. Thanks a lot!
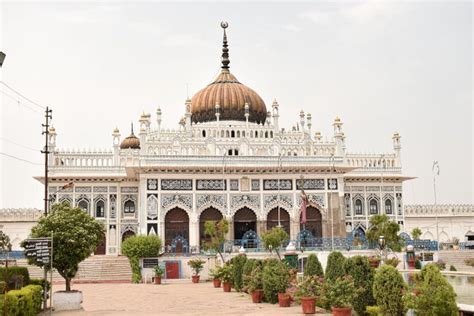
0,81,47,110
0,152,42,165
0,137,39,152
0,89,44,115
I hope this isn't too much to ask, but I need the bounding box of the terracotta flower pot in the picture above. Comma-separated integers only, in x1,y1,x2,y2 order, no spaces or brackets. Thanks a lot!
213,279,221,288
332,307,352,316
301,296,316,314
192,275,200,283
369,260,380,268
154,276,162,285
278,292,290,307
408,259,416,269
223,282,232,292
251,289,264,303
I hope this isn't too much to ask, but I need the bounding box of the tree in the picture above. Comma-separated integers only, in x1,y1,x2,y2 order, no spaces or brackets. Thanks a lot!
366,215,403,251
411,228,422,240
373,265,407,316
24,203,104,291
325,251,346,282
121,235,162,283
262,260,289,303
260,226,289,260
343,255,375,315
230,254,247,291
304,254,324,277
203,219,229,262
405,264,457,315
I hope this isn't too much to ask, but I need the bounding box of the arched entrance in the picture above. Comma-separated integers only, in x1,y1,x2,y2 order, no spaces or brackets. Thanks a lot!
94,233,106,255
234,207,257,240
122,230,135,242
300,206,322,238
199,207,223,246
266,207,290,236
165,207,189,253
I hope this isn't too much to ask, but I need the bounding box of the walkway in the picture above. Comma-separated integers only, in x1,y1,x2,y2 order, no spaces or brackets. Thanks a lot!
50,281,331,315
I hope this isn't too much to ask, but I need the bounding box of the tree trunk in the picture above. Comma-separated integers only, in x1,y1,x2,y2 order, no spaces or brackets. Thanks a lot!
218,251,225,263
65,278,71,291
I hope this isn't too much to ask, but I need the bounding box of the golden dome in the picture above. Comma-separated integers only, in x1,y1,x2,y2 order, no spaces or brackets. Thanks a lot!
120,124,140,149
190,22,267,124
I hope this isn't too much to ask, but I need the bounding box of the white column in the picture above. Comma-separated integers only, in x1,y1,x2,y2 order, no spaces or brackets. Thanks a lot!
139,174,147,235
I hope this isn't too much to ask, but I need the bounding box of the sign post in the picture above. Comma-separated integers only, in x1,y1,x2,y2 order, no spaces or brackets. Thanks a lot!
24,237,52,310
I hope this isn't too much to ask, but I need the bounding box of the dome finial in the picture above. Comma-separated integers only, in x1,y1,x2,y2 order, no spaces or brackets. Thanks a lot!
220,21,230,70
130,122,134,135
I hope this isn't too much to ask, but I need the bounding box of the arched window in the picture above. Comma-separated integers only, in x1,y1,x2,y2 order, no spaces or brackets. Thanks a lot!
124,200,136,214
231,130,235,138
202,130,206,137
226,130,230,138
234,149,239,156
221,130,224,138
354,199,363,215
228,149,233,156
95,200,105,217
255,131,258,138
242,131,246,137
78,200,89,212
270,131,273,138
265,131,268,138
369,199,378,215
237,131,240,137
385,199,392,214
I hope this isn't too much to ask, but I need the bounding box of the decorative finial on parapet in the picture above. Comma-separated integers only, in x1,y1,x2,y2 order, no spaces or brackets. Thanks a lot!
220,21,230,70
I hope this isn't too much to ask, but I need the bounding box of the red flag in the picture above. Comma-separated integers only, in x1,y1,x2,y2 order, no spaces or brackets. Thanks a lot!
300,190,308,224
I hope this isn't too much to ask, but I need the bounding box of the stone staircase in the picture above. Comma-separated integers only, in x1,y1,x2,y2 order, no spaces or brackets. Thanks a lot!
438,250,474,272
17,255,132,282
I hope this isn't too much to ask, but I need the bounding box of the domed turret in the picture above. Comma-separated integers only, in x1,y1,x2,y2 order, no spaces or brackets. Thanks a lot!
120,123,140,149
190,22,267,124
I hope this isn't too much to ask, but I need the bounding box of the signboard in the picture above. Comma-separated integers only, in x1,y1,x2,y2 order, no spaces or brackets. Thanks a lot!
24,238,52,264
142,258,159,269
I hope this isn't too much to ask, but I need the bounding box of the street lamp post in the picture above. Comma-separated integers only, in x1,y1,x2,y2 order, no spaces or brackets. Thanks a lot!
432,161,440,251
0,52,5,67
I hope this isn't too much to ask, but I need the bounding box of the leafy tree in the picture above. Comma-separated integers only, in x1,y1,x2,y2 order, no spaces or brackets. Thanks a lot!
373,265,407,316
404,264,457,315
24,203,104,291
325,251,346,282
343,255,376,315
262,260,289,303
366,215,403,251
304,254,323,277
121,235,162,283
0,231,12,254
411,228,422,240
203,219,229,263
260,226,289,260
230,255,247,291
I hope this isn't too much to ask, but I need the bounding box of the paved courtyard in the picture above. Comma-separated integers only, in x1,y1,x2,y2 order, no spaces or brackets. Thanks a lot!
51,281,331,315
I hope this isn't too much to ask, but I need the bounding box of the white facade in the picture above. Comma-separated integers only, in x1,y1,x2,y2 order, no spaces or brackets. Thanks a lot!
0,208,43,250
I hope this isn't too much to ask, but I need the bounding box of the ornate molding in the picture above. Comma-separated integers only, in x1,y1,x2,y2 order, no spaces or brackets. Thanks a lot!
196,179,225,191
230,194,260,214
120,223,138,235
297,193,326,210
161,179,192,191
263,194,293,212
296,179,325,190
196,194,227,213
147,194,158,220
160,194,192,214
263,179,292,190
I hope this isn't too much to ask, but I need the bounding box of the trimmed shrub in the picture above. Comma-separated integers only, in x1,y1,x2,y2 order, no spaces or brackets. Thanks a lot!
262,260,289,304
373,265,407,316
405,264,457,315
449,265,457,271
0,284,42,316
434,259,446,271
325,251,346,282
242,259,257,288
121,235,162,283
0,267,30,288
343,255,376,315
304,254,323,277
230,255,247,291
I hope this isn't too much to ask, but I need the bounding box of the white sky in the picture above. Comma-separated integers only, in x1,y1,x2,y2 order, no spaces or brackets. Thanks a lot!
0,1,472,209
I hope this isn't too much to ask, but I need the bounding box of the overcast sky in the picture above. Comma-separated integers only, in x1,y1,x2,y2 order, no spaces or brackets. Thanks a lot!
0,1,472,209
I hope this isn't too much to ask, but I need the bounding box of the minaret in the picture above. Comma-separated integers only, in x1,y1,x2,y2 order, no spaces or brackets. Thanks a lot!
156,107,162,138
185,99,192,131
48,126,57,166
112,127,120,166
220,21,230,71
272,100,279,132
215,103,220,123
244,103,250,128
299,110,305,131
392,132,402,167
266,111,271,126
333,117,344,156
306,113,312,137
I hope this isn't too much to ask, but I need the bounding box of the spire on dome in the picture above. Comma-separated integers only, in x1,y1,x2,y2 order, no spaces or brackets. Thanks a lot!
130,122,135,135
220,21,230,70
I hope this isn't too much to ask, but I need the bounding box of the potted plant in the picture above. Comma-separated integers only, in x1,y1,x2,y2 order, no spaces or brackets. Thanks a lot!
220,264,233,292
209,266,222,288
368,256,380,268
452,237,460,250
154,265,164,285
295,275,324,314
384,257,400,268
262,259,291,306
248,266,264,303
323,276,358,316
187,258,206,283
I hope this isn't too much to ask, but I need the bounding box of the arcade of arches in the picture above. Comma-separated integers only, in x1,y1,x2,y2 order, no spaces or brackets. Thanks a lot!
157,203,346,253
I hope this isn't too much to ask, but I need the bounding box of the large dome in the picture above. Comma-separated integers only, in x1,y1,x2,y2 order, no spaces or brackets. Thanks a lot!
190,23,267,124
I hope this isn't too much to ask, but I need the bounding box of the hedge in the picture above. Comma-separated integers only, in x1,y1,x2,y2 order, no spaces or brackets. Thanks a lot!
343,255,376,315
230,255,247,291
373,265,407,316
325,251,346,282
0,267,30,290
0,285,42,316
304,254,323,277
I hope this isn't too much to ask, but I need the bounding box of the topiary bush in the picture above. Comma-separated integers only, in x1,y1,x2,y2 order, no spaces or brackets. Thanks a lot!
343,255,376,315
0,284,42,316
262,260,289,304
121,235,162,283
373,265,407,316
247,265,263,294
230,255,247,291
304,254,323,277
325,251,346,282
404,264,458,315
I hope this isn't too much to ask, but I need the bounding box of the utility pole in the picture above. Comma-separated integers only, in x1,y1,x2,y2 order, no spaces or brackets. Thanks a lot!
41,107,52,216
433,161,440,251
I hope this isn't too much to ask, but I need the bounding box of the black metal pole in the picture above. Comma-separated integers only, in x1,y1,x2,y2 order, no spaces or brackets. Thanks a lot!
41,107,52,216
